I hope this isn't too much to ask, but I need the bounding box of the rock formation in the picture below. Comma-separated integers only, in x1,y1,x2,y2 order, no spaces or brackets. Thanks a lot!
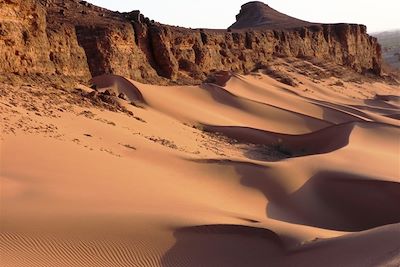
229,1,313,30
0,0,382,85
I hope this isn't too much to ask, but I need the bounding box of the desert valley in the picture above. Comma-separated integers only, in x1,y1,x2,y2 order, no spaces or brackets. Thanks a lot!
1,1,400,266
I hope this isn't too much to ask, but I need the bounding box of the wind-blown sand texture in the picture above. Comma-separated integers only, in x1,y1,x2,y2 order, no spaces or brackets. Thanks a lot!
1,59,400,266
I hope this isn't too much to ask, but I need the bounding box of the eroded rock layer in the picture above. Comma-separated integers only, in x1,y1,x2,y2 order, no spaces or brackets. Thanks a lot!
0,0,382,84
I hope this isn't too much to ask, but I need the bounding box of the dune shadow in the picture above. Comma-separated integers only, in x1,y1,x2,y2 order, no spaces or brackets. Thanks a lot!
195,159,288,203
384,113,400,120
311,96,400,124
266,172,400,231
286,92,369,123
276,85,303,97
314,100,368,123
190,159,307,233
200,83,245,110
160,224,285,267
348,95,400,118
373,94,400,103
350,104,399,116
277,86,368,124
203,123,354,161
363,99,399,110
201,83,332,131
191,159,400,232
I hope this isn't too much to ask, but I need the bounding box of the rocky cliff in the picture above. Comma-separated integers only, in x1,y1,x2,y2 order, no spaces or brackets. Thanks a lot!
0,0,382,84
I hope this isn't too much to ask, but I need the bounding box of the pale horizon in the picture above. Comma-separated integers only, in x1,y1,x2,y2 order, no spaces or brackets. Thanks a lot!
85,0,399,33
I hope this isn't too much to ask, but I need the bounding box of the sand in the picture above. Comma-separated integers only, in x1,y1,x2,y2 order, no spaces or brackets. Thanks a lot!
1,62,400,266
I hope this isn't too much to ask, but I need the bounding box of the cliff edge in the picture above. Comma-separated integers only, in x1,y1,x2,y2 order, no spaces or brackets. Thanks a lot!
0,0,382,84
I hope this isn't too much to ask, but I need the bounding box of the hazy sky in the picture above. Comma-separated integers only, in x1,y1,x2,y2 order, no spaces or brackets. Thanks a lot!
86,0,399,33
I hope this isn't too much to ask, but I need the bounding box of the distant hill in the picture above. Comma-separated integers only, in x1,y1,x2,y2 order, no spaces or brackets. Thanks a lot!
372,30,400,70
229,1,314,30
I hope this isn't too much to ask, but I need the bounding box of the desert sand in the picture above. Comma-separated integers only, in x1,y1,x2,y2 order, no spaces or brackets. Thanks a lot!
1,59,400,266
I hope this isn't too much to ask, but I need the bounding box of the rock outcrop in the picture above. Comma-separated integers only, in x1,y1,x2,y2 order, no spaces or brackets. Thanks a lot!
229,1,313,30
0,0,382,85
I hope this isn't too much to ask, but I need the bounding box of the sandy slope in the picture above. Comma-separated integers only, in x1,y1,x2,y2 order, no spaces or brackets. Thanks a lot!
1,63,400,266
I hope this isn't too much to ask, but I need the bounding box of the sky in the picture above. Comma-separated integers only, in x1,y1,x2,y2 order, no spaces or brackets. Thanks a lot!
86,0,399,33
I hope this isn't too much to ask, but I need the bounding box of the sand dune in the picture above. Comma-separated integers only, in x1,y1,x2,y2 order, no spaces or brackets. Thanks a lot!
202,122,354,158
91,75,147,104
163,224,400,267
1,63,399,266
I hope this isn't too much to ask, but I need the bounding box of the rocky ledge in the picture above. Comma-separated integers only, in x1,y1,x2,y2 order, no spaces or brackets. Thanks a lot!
0,0,382,85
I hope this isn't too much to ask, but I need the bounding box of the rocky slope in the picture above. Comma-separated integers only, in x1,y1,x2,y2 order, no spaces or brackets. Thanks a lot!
0,0,382,84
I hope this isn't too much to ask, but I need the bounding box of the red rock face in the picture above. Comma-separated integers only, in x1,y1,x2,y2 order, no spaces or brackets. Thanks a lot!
0,0,382,85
